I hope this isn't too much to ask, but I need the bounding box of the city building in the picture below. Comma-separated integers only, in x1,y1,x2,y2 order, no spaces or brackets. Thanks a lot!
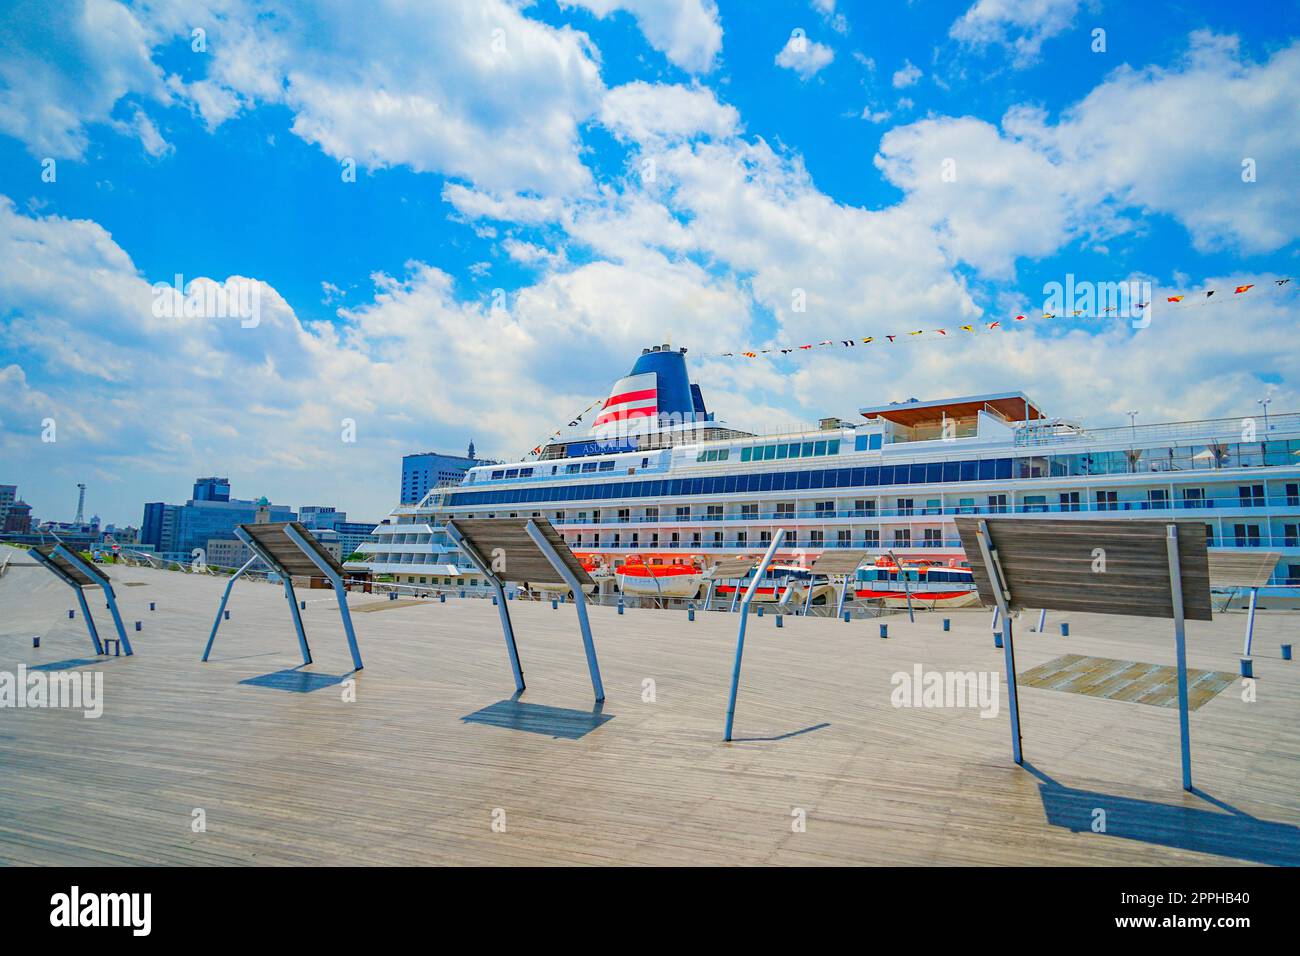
297,506,378,559
2,499,32,534
192,477,232,502
400,445,486,504
0,484,15,524
140,481,294,560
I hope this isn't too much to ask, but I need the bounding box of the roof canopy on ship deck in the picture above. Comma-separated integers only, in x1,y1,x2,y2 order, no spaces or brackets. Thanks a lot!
857,391,1045,427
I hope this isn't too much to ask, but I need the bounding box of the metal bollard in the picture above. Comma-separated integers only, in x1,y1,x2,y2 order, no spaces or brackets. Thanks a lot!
68,610,75,619
134,621,141,632
33,637,40,648
688,608,695,621
776,615,783,628
551,599,558,610
943,618,950,632
389,592,397,601
149,602,156,611
1060,622,1069,637
757,606,764,617
994,630,1004,649
842,611,850,623
460,590,466,599
440,593,446,603
1240,658,1254,678
299,600,306,610
492,596,498,606
618,600,624,615
879,623,888,639
224,609,230,620
1283,644,1293,661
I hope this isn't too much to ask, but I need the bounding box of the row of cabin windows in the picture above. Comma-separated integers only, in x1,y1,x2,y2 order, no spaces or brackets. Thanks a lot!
523,483,1298,523
740,439,840,463
696,448,731,463
450,469,1299,509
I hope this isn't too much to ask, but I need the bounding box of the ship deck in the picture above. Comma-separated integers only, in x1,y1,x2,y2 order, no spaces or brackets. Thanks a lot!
2,546,1298,866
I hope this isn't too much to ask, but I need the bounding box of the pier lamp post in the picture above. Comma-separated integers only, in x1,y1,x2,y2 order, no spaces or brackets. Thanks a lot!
1257,396,1271,435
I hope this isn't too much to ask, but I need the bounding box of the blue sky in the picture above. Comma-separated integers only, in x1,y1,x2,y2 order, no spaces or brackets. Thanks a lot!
1,0,1298,526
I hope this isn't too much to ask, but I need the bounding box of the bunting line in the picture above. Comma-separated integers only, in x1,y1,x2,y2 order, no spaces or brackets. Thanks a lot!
524,395,606,459
711,276,1293,359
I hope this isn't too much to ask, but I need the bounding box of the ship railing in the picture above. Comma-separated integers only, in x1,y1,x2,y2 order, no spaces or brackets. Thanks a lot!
566,535,1296,553
1016,411,1300,447
545,494,1300,525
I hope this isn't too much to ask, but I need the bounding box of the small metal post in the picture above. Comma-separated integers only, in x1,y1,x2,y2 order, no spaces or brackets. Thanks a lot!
149,602,155,611
446,522,523,694
526,520,604,702
1240,658,1253,678
1282,643,1293,661
842,611,850,622
879,623,888,639
943,618,950,632
135,621,141,632
68,609,74,619
776,615,783,628
551,598,558,609
1060,622,1069,637
688,607,695,621
757,605,764,617
975,520,1022,766
1036,608,1046,633
725,529,786,741
440,593,446,603
1243,587,1259,657
282,577,313,666
1166,524,1193,792
32,637,39,648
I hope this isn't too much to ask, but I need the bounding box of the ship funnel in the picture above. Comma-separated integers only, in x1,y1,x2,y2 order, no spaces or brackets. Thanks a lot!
589,346,705,437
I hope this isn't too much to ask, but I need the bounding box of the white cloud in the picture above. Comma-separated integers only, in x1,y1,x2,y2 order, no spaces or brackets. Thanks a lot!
892,60,922,88
561,0,723,73
811,0,849,35
775,33,835,80
876,116,1083,277
0,0,171,159
599,81,740,144
0,197,750,522
876,33,1300,275
949,0,1081,68
860,107,892,123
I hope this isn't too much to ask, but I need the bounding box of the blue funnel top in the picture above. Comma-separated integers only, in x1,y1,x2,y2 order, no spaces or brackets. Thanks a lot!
628,347,704,422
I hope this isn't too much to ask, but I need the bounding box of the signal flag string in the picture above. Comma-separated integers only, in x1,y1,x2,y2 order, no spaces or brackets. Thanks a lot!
711,276,1293,359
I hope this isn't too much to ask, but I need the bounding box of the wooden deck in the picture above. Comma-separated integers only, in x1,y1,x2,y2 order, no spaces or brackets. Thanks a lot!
1,548,1298,866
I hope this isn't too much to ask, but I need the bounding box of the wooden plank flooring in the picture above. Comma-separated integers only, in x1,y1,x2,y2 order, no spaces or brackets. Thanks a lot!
1,547,1298,866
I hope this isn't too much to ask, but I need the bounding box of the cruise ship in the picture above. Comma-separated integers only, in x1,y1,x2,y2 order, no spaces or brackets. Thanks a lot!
357,344,1300,598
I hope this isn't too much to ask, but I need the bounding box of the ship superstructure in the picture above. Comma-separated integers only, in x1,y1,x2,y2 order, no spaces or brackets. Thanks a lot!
359,345,1300,592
